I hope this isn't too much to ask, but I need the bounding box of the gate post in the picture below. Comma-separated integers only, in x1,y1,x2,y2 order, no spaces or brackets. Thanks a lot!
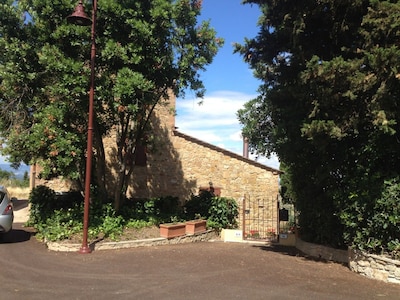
277,199,280,242
242,195,246,240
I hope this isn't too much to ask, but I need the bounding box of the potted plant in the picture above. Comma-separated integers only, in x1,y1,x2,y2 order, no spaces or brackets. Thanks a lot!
265,228,277,241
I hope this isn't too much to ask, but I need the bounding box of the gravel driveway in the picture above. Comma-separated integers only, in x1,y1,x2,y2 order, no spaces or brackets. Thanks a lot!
2,222,400,300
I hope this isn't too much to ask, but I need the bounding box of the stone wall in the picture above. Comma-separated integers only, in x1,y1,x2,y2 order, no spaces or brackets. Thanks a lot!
349,249,400,284
31,164,75,192
295,238,400,285
167,131,280,201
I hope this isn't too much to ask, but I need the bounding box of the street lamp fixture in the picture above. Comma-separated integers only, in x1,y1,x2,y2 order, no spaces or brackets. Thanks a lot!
67,0,98,254
67,0,92,26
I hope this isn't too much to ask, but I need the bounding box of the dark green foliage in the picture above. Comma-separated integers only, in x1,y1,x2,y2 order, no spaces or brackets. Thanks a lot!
184,191,239,231
28,185,83,225
33,203,84,242
341,178,400,258
28,185,57,225
28,184,239,242
88,202,125,241
121,196,183,224
29,187,184,241
207,197,239,231
237,1,400,254
0,0,223,211
184,190,213,219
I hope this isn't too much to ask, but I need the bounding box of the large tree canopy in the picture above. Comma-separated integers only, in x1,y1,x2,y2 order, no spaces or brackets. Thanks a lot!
0,0,223,210
236,0,400,253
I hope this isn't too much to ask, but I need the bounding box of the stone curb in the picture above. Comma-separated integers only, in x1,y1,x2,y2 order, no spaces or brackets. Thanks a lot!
46,230,218,252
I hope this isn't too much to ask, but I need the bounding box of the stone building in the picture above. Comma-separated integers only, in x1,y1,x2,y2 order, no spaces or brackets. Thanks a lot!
32,93,281,235
105,93,281,202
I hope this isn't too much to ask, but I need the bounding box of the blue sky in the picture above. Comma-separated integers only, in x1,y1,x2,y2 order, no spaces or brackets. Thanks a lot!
176,0,280,169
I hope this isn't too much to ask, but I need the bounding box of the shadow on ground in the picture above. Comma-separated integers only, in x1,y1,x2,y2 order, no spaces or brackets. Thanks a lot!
0,224,35,244
253,243,347,265
253,243,303,256
12,199,29,211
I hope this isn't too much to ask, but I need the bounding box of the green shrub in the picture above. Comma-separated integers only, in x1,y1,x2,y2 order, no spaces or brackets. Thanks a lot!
121,196,182,224
29,190,239,242
88,202,125,240
34,202,129,242
28,185,57,225
184,190,213,219
207,197,239,232
126,219,154,229
28,186,83,225
342,177,400,258
184,192,239,231
34,204,83,241
29,192,184,242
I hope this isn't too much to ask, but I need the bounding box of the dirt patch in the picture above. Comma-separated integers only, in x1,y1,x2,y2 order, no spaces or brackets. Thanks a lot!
115,226,160,241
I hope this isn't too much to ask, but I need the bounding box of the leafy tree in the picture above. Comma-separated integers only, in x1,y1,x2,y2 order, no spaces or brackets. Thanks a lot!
0,0,223,211
236,0,400,251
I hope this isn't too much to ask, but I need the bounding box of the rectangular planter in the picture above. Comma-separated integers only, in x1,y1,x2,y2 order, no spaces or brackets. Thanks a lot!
185,219,207,235
159,223,186,239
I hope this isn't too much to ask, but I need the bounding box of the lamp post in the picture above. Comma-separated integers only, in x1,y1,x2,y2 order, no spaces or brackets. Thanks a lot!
67,0,97,254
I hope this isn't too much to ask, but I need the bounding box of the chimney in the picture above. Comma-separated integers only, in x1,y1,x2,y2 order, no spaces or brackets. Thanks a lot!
243,137,249,159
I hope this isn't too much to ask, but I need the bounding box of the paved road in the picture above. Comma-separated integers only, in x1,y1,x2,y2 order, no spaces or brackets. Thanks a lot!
1,223,400,300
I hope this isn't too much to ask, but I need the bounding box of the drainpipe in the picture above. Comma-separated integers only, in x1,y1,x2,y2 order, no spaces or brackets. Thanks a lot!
243,137,249,159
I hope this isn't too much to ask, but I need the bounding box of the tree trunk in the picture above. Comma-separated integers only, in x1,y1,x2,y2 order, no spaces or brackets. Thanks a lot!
94,121,108,203
113,155,131,212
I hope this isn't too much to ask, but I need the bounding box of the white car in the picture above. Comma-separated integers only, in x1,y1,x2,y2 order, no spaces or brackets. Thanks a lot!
0,186,13,233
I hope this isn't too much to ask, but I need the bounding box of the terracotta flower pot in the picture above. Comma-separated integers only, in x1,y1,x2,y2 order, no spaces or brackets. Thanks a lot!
159,223,186,239
185,219,207,235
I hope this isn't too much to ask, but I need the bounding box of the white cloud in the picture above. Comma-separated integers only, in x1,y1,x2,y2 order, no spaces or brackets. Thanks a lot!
177,91,254,127
176,91,250,146
251,153,280,170
229,130,243,142
176,91,280,170
181,129,223,143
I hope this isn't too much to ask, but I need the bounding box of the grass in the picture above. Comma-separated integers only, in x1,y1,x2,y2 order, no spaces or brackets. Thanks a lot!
0,179,30,200
7,186,30,200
